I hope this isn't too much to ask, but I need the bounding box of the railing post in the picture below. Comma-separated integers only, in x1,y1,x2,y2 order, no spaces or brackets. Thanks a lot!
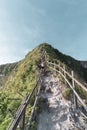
44,50,46,61
59,61,60,72
63,65,66,84
54,62,56,76
71,71,78,109
35,77,38,97
19,109,25,130
54,62,55,69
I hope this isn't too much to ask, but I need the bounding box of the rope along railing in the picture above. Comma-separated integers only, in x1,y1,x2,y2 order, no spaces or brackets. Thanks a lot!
47,61,87,115
7,77,41,130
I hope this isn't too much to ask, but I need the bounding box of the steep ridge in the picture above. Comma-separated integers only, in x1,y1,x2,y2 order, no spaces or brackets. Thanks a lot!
0,46,41,129
39,43,87,82
0,43,87,129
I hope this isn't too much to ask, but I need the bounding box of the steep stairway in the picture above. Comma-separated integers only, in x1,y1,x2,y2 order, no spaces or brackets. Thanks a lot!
37,72,87,130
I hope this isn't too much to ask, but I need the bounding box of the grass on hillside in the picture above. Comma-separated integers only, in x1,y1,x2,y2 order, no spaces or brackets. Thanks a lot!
0,43,87,129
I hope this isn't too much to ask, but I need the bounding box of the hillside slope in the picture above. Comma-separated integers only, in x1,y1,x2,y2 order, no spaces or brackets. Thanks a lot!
40,43,87,82
0,46,41,129
0,62,18,88
80,61,87,68
0,43,87,129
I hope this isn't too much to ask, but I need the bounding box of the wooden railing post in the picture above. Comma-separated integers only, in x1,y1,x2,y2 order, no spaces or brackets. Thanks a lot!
19,109,25,130
35,77,38,97
63,65,66,84
44,50,46,61
59,61,60,72
54,62,55,69
54,62,57,75
71,71,78,109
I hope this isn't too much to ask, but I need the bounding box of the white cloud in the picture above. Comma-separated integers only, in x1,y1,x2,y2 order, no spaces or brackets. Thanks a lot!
0,45,20,64
0,44,31,64
0,56,20,65
0,46,10,55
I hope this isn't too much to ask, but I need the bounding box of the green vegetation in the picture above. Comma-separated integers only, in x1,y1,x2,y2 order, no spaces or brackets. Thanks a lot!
0,46,41,129
63,87,73,100
0,62,18,89
0,62,18,76
0,43,87,129
75,84,87,99
39,43,87,82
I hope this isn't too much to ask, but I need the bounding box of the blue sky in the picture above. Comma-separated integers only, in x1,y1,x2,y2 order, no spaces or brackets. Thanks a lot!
0,0,87,64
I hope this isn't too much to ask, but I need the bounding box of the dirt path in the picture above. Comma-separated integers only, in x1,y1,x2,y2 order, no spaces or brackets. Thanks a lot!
37,73,87,130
